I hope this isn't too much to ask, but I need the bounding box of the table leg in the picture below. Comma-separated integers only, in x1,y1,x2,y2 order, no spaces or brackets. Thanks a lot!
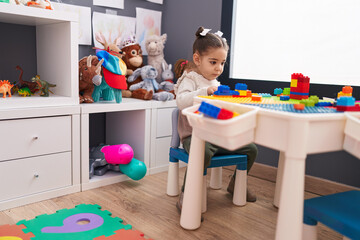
274,151,285,207
275,155,306,240
180,132,205,230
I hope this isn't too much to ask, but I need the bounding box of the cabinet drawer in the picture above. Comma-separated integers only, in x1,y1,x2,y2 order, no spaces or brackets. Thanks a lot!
0,152,72,202
155,137,171,167
156,108,175,138
0,116,71,161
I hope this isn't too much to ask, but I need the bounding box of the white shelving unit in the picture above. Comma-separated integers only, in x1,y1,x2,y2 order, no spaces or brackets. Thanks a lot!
0,3,80,210
0,3,78,110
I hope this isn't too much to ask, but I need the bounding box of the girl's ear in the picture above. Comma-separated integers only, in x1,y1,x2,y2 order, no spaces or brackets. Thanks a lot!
193,52,200,66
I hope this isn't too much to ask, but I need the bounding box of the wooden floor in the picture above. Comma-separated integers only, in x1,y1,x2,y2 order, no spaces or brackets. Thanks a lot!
0,166,343,240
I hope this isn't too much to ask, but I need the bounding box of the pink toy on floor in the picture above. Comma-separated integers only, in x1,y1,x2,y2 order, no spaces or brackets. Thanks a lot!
101,144,133,164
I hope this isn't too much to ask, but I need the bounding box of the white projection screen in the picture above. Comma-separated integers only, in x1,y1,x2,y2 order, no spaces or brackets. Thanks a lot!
230,0,360,86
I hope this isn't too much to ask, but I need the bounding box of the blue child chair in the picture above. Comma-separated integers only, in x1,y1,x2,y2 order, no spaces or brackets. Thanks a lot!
166,108,248,210
303,190,360,240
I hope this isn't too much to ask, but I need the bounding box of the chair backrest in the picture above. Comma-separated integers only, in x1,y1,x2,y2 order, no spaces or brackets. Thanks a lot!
170,108,180,148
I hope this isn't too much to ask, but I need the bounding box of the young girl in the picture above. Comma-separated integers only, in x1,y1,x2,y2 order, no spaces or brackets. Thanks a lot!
174,26,258,212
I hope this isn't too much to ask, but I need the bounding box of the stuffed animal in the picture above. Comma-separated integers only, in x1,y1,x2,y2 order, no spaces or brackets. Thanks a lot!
120,34,152,99
79,55,103,103
92,32,128,103
128,65,174,101
145,34,168,83
160,62,174,92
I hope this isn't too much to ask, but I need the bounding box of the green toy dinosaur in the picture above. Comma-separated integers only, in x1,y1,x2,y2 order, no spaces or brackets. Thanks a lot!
18,87,33,97
31,75,56,97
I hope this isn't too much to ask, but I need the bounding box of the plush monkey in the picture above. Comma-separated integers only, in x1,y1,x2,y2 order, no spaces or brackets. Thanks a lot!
121,43,153,100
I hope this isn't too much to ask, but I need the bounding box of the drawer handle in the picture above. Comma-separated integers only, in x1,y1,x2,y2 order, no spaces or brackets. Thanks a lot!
33,136,39,140
34,174,39,178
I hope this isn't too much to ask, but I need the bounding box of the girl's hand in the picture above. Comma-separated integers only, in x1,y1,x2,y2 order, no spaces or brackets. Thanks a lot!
207,86,218,95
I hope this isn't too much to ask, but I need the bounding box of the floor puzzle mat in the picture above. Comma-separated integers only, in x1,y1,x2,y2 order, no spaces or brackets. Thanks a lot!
0,204,152,240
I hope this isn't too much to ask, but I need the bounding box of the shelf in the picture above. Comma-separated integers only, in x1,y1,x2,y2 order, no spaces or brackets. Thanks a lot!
0,95,77,110
0,2,77,26
81,98,154,114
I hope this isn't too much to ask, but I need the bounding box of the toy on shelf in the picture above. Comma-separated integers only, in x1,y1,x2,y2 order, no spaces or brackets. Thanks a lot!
120,34,144,99
198,101,238,120
160,62,175,93
89,144,147,181
79,55,104,103
128,65,174,101
93,32,127,103
0,80,14,98
26,0,53,9
18,87,33,97
290,73,310,100
145,34,168,83
15,65,39,93
31,75,56,97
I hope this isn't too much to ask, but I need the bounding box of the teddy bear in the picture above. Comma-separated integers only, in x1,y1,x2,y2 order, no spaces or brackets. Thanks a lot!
145,34,169,84
128,65,174,101
120,34,152,100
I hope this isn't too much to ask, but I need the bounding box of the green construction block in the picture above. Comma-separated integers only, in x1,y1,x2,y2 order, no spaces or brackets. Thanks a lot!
17,204,132,240
283,88,291,95
309,95,319,104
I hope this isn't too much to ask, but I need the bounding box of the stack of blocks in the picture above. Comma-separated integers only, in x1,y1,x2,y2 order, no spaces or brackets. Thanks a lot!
0,204,152,240
290,73,310,100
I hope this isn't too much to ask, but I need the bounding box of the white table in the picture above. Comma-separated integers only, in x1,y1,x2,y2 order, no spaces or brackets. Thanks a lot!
180,98,360,240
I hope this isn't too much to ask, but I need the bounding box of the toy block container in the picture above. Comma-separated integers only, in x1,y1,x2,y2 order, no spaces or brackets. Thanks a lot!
343,112,360,159
182,99,258,150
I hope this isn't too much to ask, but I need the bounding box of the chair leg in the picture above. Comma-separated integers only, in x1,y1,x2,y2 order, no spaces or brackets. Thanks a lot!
233,169,247,206
202,175,207,213
210,167,222,190
167,161,179,196
302,223,317,240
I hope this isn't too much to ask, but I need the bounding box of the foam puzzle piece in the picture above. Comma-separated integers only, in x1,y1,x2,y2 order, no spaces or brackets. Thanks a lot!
17,204,132,240
0,224,35,239
94,229,153,240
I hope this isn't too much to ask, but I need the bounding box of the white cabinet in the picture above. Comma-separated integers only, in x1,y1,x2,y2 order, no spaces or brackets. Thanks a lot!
80,98,152,191
149,101,177,174
0,4,80,211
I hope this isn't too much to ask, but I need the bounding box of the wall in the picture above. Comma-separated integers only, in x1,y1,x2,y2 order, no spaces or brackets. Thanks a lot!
221,0,360,188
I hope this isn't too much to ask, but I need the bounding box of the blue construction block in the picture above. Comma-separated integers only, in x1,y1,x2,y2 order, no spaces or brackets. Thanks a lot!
198,101,221,118
235,83,247,90
315,102,333,107
274,88,283,95
258,93,272,98
280,95,290,101
337,96,355,106
214,85,239,96
304,190,360,239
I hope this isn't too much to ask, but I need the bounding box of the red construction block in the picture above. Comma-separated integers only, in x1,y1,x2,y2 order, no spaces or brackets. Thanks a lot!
336,105,360,112
94,229,153,240
0,224,35,239
294,103,305,110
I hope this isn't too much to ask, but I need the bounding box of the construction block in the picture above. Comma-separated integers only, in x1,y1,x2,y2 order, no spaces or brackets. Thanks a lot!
214,85,239,96
0,224,35,240
235,83,247,90
300,99,315,107
274,88,283,95
246,90,252,97
280,95,290,101
315,102,333,107
258,93,272,98
95,229,153,240
293,104,305,110
342,86,353,94
337,96,355,106
309,95,319,104
198,101,234,119
239,90,247,96
336,105,360,112
252,95,262,101
283,88,291,95
17,204,132,240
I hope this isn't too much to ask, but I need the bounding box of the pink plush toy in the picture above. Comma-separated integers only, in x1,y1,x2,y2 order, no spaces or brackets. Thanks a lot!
101,144,133,165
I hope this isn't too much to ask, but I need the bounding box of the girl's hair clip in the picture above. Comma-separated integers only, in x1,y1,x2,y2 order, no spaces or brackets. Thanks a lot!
200,28,211,36
214,30,227,42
